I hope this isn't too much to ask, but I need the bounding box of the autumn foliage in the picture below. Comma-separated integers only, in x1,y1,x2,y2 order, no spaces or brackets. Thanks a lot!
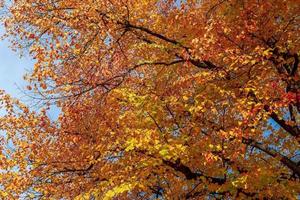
0,0,299,199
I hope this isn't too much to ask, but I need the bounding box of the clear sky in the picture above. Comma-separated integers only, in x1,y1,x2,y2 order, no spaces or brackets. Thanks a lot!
0,28,33,98
0,25,60,120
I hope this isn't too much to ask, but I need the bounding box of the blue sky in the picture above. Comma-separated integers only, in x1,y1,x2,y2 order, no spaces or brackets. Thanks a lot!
0,25,60,120
0,28,33,98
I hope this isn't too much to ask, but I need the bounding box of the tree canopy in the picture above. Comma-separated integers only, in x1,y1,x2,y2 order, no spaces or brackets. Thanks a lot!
0,0,299,199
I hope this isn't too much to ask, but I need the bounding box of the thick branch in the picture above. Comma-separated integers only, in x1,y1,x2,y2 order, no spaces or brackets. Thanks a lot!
124,22,187,49
290,53,299,76
163,159,226,184
264,105,300,143
123,22,218,70
242,137,300,177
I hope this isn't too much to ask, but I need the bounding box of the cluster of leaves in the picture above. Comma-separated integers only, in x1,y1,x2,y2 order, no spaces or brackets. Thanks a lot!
0,0,299,199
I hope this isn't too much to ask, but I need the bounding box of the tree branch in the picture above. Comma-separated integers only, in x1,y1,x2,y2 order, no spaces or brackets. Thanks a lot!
242,137,300,177
163,159,226,184
264,105,300,143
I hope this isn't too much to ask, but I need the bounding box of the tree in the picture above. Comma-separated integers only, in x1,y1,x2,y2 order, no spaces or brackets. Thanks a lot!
0,0,299,199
